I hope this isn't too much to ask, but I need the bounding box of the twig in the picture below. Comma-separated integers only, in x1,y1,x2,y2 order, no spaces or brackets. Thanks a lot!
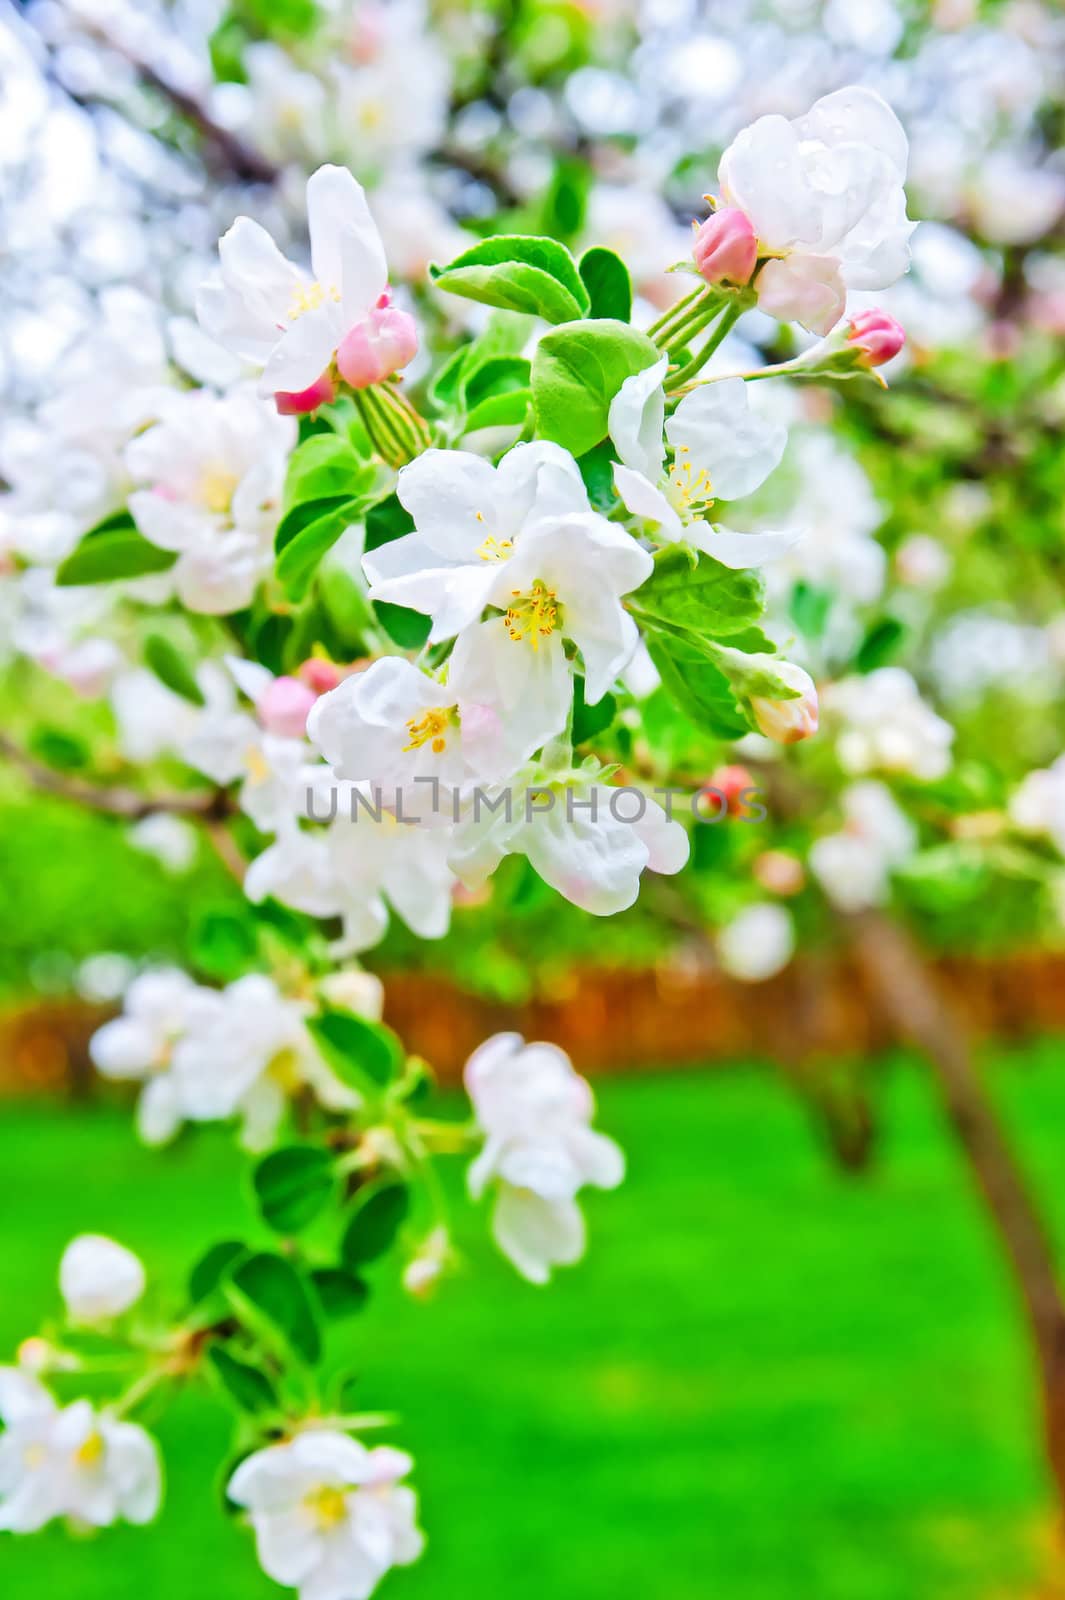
0,734,231,822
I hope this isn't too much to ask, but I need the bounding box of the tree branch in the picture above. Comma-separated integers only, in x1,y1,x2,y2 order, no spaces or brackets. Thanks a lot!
0,734,231,822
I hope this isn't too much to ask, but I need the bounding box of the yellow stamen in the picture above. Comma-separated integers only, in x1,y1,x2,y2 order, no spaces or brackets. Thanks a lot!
665,446,714,519
305,1486,348,1528
74,1432,105,1468
404,707,454,754
505,581,561,651
476,535,514,562
287,281,341,322
199,468,239,516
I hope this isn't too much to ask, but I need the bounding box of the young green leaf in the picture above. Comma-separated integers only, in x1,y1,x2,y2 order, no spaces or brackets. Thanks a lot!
308,1009,405,1090
283,433,367,513
430,235,590,324
207,1346,280,1415
254,1145,337,1233
229,1252,322,1365
276,498,362,603
188,1240,250,1305
579,248,633,323
341,1183,410,1268
55,523,178,587
531,320,659,457
311,1268,370,1320
144,634,206,706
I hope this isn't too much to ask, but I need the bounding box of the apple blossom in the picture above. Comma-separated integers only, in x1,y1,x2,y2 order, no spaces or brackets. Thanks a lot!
846,308,906,368
692,206,758,287
197,165,415,400
126,386,295,615
336,299,419,390
824,668,953,780
717,903,795,982
717,87,914,333
0,1375,161,1533
465,1033,625,1284
750,662,820,744
607,357,795,568
809,781,916,911
227,1432,423,1600
59,1236,146,1323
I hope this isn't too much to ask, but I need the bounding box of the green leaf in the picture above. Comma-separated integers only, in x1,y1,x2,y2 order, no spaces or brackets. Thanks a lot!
463,356,531,410
188,1240,249,1304
55,522,178,587
276,498,362,603
311,1268,369,1320
190,907,258,982
431,235,589,324
531,320,660,456
644,630,749,739
463,391,532,433
229,1252,322,1365
364,492,414,554
341,1183,409,1268
538,158,590,242
577,440,620,514
207,1346,280,1415
254,1146,336,1234
283,433,367,513
630,548,765,640
579,248,632,323
375,602,431,650
144,633,206,706
790,581,832,641
856,616,907,673
572,678,617,744
308,1010,404,1090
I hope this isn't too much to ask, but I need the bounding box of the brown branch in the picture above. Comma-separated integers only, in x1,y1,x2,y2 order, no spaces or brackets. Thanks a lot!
0,734,231,823
848,908,1065,1507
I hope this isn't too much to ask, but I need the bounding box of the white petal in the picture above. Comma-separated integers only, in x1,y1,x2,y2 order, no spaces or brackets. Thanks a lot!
690,523,802,569
306,165,388,319
395,449,501,561
611,463,685,542
667,379,787,502
260,307,341,396
492,1188,585,1284
794,87,909,177
607,356,668,480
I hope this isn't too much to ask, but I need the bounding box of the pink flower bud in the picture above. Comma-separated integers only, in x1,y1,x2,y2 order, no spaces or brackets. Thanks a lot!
707,764,756,816
336,304,418,390
258,675,318,739
846,309,906,368
275,371,338,415
750,663,819,745
298,658,344,695
692,208,758,287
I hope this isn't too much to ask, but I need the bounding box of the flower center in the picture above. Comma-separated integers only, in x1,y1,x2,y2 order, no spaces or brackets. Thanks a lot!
404,706,455,755
23,1442,49,1470
664,446,714,521
287,281,341,322
74,1432,105,1469
505,581,561,650
306,1485,348,1528
199,468,239,517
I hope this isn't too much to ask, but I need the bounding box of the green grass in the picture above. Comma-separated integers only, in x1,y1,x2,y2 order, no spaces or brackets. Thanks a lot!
2,1051,1063,1598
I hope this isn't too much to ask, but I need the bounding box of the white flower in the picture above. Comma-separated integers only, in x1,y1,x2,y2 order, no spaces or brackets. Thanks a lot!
717,903,795,982
809,780,916,911
128,814,199,874
238,42,330,167
1010,758,1065,856
608,357,794,568
719,87,914,333
90,968,203,1142
307,648,560,812
197,165,396,398
126,386,294,614
365,443,652,712
227,1431,423,1600
450,772,689,918
824,668,954,781
59,1236,146,1322
329,1,451,170
246,801,458,956
0,1375,161,1533
464,1033,624,1284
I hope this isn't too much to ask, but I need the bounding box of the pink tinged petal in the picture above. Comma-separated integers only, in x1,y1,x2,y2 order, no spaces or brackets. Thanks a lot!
276,371,338,415
666,379,787,502
449,617,571,768
260,307,345,397
336,306,418,389
606,357,668,480
754,254,847,335
491,1188,585,1284
688,524,802,569
611,463,685,542
692,208,758,287
306,165,388,321
395,449,501,560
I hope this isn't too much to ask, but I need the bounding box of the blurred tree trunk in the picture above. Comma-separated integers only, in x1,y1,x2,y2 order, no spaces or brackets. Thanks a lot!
850,910,1065,1514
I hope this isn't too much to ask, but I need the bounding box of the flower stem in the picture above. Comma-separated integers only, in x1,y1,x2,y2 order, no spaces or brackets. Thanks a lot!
665,304,744,392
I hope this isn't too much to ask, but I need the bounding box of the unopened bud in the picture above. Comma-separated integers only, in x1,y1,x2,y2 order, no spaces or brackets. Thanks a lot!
750,663,819,745
336,303,418,390
846,308,905,368
692,207,758,287
298,657,345,695
275,371,338,415
258,675,318,738
707,764,755,816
